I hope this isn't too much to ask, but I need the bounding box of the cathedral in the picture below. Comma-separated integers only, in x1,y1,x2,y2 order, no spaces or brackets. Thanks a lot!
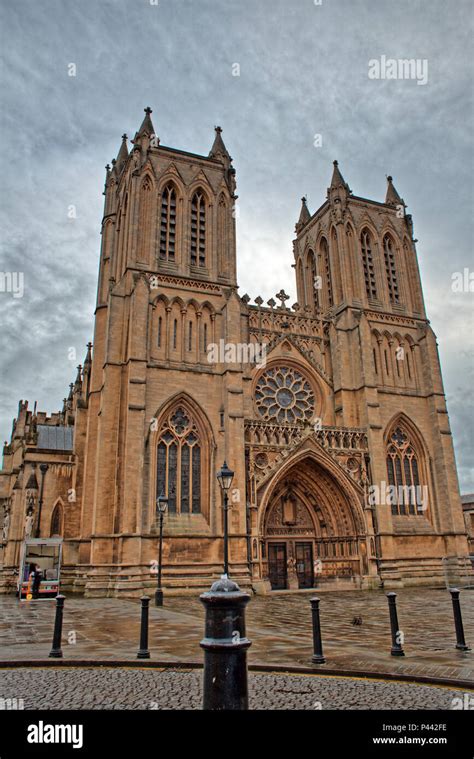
0,108,469,597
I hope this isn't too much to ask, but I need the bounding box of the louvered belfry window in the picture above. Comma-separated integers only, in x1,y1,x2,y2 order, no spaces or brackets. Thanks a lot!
361,230,378,299
383,235,400,303
160,184,176,261
156,406,201,514
190,191,206,266
320,238,333,307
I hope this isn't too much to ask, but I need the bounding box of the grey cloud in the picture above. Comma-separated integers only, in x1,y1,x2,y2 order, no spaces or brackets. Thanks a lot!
0,0,472,489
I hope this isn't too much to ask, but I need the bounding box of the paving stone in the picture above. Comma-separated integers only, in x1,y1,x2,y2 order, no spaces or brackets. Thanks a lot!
0,588,472,683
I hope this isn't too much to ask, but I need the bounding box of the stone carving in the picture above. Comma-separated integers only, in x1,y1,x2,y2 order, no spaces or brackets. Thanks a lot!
24,510,34,539
2,509,10,542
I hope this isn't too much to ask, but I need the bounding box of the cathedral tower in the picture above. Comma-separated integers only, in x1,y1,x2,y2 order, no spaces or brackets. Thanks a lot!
75,109,250,594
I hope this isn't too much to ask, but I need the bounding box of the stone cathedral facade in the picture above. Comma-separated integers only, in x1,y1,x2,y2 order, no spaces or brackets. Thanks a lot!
0,109,469,596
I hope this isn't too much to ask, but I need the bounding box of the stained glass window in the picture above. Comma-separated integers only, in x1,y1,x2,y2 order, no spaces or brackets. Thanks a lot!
255,366,315,424
386,426,423,516
156,405,202,514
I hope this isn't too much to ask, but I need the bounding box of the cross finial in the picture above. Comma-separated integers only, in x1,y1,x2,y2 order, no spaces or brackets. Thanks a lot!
215,125,222,133
121,133,128,141
144,106,152,115
275,289,290,309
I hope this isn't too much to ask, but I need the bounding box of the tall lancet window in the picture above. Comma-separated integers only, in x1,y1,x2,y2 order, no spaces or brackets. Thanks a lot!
156,406,202,514
50,502,63,537
320,238,333,308
383,234,400,304
217,194,228,276
160,183,177,261
386,425,424,516
361,230,378,300
137,176,153,262
190,191,206,267
306,250,318,308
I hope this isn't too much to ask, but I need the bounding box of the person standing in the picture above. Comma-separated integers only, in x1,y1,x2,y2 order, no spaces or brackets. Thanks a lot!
32,564,42,599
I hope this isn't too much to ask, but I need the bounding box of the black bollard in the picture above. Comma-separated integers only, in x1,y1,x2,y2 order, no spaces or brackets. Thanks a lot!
137,596,151,659
310,597,326,664
200,576,251,710
49,595,65,659
386,592,405,656
449,588,471,651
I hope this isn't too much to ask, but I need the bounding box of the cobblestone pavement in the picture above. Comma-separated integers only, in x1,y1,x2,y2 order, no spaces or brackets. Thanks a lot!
0,588,472,682
0,667,470,710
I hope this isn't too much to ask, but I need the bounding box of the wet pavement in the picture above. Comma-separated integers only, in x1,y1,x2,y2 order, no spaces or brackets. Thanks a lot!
0,667,471,710
0,588,473,683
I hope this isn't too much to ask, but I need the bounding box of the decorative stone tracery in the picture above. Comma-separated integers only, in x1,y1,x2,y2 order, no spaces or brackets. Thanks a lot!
255,366,315,424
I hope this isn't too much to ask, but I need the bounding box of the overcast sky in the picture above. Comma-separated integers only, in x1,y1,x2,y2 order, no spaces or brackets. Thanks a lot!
0,0,472,491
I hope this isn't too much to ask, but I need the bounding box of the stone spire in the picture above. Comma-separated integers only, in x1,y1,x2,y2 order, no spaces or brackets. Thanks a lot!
73,365,83,394
327,160,351,224
67,383,74,410
329,160,350,192
209,126,231,163
115,134,129,175
385,175,404,207
296,196,311,232
136,107,156,138
83,342,92,373
132,107,158,153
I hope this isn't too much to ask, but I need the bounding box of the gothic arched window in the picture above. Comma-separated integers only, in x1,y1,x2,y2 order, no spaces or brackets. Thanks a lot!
156,406,202,514
361,229,378,300
306,250,318,308
320,238,333,308
217,194,228,276
383,234,400,304
157,316,162,348
160,183,177,261
50,503,63,536
386,425,423,516
137,176,153,262
190,190,206,267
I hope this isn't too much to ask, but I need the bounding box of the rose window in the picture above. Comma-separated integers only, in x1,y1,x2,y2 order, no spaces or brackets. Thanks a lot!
255,366,314,423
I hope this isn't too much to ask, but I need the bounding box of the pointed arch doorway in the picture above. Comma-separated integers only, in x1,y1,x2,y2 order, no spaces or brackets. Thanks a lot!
262,456,367,590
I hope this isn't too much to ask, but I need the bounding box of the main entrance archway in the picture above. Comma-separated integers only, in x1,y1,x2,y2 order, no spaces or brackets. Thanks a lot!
261,455,368,590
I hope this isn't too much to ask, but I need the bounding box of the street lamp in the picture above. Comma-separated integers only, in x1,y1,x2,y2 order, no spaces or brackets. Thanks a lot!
155,492,168,606
217,461,234,577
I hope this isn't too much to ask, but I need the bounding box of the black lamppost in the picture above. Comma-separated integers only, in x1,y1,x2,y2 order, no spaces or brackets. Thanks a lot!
36,464,49,538
217,461,234,577
155,493,168,606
